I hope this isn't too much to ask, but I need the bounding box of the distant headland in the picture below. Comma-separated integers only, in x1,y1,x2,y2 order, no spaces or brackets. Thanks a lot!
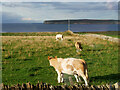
44,19,119,24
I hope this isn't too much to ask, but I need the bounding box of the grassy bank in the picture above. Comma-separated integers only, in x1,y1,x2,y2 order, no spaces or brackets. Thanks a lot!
2,32,119,86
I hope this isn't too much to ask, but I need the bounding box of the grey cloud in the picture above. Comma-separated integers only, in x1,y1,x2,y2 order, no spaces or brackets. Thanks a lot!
2,2,118,23
2,2,118,12
49,2,118,11
2,2,117,10
2,2,53,9
2,12,42,23
2,12,23,23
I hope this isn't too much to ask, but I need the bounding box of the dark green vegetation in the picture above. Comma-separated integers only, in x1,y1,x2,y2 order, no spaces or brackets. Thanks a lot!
2,32,119,86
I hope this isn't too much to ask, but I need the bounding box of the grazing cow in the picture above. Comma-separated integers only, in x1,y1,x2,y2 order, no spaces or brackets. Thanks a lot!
75,42,83,52
56,34,63,41
48,56,89,86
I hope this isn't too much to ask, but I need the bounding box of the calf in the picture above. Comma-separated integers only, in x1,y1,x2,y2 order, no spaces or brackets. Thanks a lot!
75,42,83,52
56,34,63,41
48,56,89,86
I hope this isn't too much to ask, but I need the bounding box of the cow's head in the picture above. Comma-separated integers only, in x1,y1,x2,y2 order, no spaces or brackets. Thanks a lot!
76,42,83,51
48,56,57,66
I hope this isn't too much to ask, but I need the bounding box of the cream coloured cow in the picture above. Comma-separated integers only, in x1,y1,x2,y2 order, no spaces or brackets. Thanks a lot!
75,42,83,52
56,34,63,41
48,56,89,86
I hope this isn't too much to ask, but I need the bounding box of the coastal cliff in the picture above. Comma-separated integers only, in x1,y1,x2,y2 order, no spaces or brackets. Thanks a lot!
44,19,119,24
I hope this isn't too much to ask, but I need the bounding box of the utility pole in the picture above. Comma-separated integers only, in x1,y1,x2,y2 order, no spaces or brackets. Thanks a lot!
68,19,70,30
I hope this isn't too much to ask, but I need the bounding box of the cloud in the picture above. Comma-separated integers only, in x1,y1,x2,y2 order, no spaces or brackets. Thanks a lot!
2,12,39,23
50,2,118,11
2,2,118,23
2,12,23,23
22,17,32,20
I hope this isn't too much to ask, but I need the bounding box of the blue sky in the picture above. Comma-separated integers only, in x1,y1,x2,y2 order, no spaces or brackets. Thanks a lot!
1,2,118,23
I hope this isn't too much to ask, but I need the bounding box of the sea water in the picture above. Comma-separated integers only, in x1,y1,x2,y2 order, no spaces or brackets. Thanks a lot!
2,23,119,32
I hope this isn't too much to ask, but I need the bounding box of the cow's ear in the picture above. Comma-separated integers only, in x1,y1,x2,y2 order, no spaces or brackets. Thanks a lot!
48,56,50,60
48,56,53,60
55,56,57,59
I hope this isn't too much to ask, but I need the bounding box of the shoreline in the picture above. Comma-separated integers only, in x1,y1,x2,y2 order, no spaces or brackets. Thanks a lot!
1,30,120,33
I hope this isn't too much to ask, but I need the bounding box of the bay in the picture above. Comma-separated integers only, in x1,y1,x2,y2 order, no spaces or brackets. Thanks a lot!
2,23,119,32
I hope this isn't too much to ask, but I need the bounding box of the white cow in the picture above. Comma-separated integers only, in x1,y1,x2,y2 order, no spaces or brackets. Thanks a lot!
48,56,89,86
56,34,63,41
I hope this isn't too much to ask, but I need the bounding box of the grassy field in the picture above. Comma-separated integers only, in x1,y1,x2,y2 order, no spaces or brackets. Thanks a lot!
2,31,120,86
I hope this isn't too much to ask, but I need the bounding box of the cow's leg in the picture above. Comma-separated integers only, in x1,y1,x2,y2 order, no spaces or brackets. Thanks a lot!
74,74,82,82
77,70,88,86
74,74,79,82
78,76,82,82
80,73,88,86
56,70,61,83
58,73,61,83
61,73,64,83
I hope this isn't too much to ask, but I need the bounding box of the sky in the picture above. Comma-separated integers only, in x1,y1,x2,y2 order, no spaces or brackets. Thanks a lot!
1,1,118,23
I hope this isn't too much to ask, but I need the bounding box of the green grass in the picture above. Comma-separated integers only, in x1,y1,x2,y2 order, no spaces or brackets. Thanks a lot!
2,32,120,86
2,30,74,36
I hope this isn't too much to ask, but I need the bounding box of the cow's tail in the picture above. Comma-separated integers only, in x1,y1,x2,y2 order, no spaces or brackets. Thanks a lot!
85,69,88,80
85,63,89,80
84,64,89,81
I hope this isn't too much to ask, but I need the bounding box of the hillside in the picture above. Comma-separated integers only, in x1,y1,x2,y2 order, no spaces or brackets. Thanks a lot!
44,19,119,24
